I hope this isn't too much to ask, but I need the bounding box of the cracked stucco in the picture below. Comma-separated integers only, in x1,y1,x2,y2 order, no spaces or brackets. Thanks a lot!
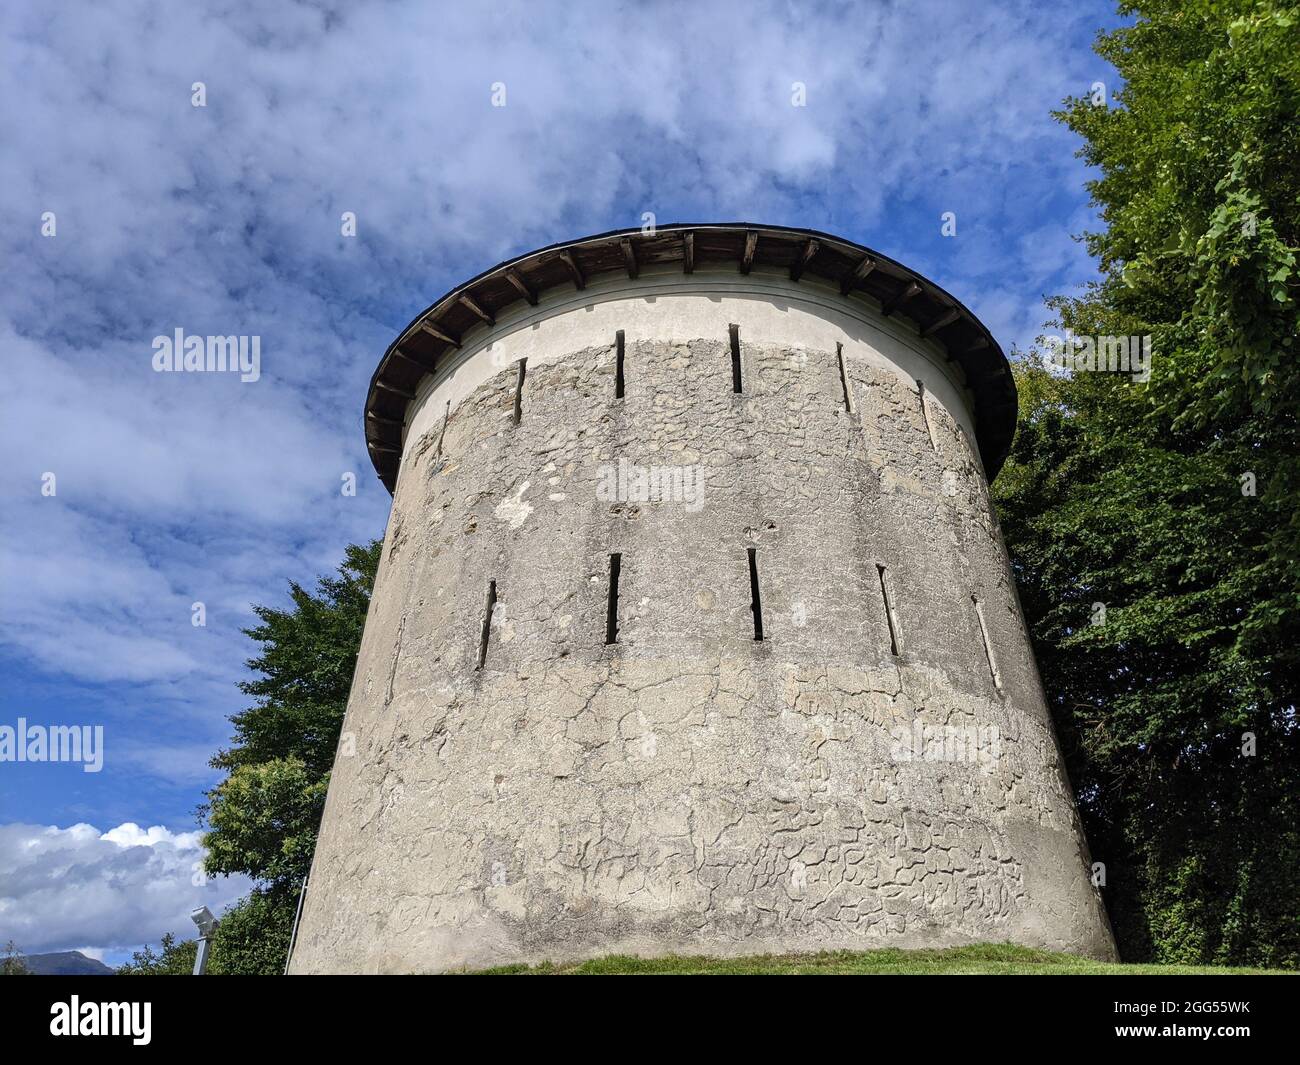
289,328,1116,973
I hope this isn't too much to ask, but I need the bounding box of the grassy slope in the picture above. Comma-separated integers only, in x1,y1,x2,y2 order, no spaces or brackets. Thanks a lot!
477,942,1290,975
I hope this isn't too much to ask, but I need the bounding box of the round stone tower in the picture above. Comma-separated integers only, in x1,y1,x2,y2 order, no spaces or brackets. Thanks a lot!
288,224,1116,973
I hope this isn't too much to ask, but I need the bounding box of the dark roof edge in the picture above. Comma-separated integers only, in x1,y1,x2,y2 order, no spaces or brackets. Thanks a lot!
364,222,1016,493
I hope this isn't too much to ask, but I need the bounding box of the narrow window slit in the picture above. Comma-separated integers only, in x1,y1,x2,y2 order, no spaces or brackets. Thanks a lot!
435,398,451,456
614,330,625,400
513,358,527,425
837,343,853,412
917,379,937,451
876,564,900,656
476,580,497,670
605,553,622,644
747,547,764,641
972,594,1001,689
729,324,743,393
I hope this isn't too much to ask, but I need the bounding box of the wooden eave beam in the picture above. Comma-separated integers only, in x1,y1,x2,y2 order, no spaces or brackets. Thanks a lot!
619,238,639,279
681,231,695,274
840,255,877,296
390,346,436,372
458,294,495,326
919,307,961,338
790,239,819,281
559,250,586,290
740,230,758,275
505,269,538,306
419,320,461,347
374,379,416,400
880,281,922,318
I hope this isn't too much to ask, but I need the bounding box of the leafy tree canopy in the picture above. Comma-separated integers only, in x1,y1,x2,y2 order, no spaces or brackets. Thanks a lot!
127,541,382,974
994,0,1299,967
1,940,31,975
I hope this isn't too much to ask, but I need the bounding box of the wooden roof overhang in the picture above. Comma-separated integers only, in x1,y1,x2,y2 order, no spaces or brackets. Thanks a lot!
364,223,1016,493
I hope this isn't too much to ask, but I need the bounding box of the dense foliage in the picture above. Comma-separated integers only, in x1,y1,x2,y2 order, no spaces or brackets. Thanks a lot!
117,932,195,975
117,890,297,976
993,0,1299,967
1,941,31,975
129,542,382,974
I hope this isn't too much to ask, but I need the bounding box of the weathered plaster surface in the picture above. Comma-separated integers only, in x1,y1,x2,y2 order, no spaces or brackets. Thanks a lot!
290,319,1115,973
401,272,981,459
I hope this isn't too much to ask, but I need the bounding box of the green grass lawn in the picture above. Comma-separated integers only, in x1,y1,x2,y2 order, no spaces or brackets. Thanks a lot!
477,942,1290,975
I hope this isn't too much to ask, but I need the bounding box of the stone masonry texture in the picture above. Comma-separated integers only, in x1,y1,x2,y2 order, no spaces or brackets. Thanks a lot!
289,324,1117,973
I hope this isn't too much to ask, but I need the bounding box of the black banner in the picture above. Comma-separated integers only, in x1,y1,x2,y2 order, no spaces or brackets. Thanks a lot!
0,973,1291,1051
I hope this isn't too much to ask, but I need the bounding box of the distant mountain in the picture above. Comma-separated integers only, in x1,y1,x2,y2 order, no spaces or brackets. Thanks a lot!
22,951,115,975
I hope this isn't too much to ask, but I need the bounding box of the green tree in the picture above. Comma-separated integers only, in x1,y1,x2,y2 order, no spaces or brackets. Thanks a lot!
184,540,382,974
1,940,31,975
118,932,195,975
202,887,298,975
120,892,297,976
993,0,1299,967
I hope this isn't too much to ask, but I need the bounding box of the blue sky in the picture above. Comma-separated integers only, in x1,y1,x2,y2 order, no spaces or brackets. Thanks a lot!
0,0,1126,961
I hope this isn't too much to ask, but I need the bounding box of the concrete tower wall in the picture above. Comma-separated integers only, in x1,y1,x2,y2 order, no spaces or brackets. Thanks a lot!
289,261,1115,973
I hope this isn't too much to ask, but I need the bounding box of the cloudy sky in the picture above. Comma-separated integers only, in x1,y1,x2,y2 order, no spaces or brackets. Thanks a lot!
0,0,1123,963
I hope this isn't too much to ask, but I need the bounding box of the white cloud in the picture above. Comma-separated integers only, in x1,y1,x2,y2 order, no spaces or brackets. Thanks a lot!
0,821,253,957
0,0,1114,698
99,822,202,849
